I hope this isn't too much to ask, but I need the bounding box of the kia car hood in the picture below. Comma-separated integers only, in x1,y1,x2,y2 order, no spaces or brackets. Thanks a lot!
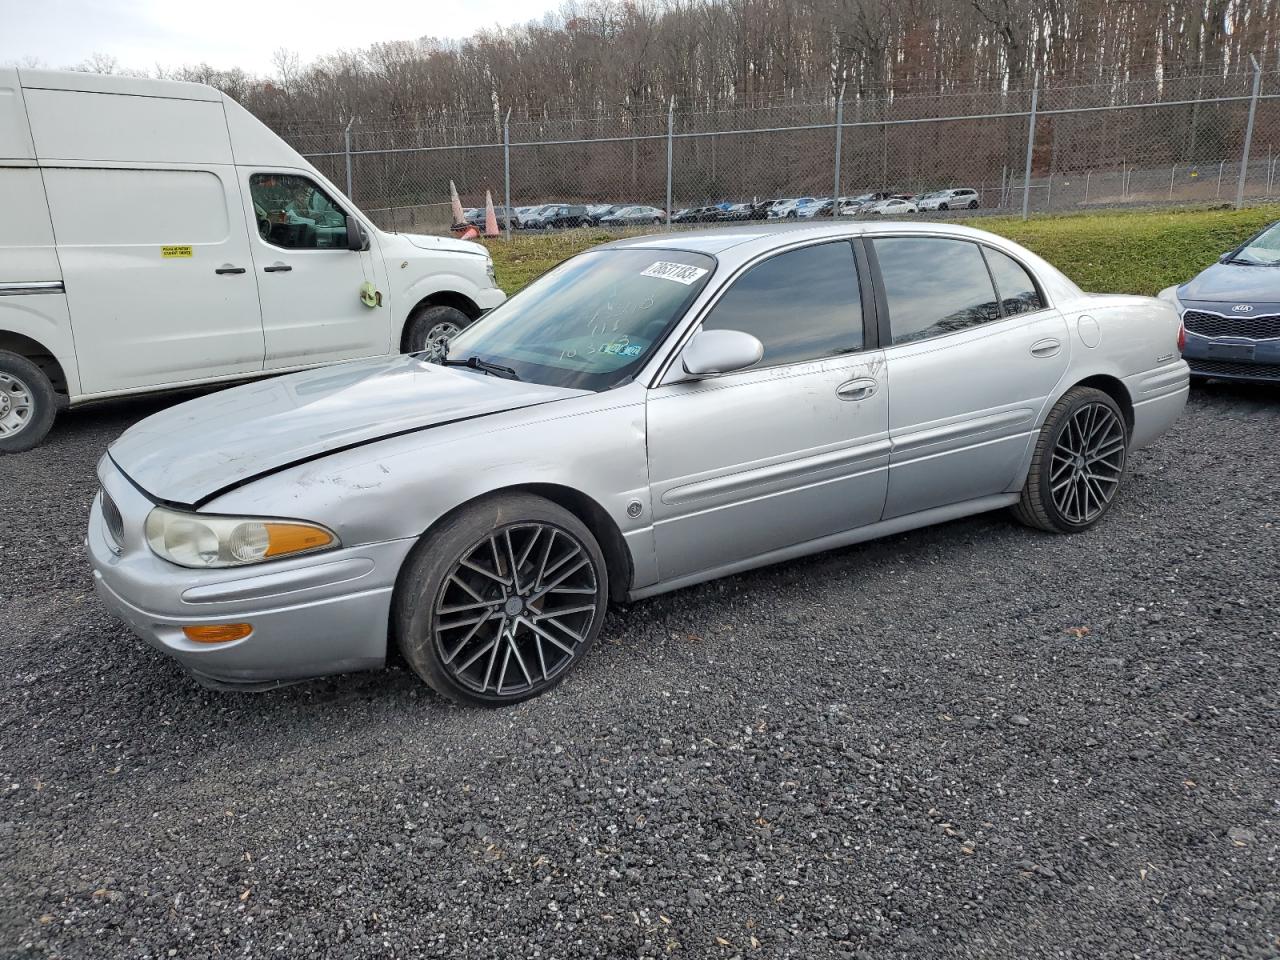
109,356,585,506
1179,261,1280,307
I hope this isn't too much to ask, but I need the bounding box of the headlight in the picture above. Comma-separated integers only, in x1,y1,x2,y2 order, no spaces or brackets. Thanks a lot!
144,506,338,569
485,258,498,287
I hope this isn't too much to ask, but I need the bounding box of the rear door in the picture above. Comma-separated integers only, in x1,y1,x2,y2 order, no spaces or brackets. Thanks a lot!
42,165,264,393
243,170,390,368
646,240,889,582
869,235,1068,519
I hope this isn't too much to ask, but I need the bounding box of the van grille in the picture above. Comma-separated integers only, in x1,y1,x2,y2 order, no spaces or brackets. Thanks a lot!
1183,309,1280,340
101,489,125,550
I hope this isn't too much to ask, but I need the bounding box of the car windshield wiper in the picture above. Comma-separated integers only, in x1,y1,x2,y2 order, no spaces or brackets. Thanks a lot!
441,355,522,380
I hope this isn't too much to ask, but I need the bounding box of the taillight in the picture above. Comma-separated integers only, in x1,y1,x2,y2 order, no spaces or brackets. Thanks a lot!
1177,321,1187,352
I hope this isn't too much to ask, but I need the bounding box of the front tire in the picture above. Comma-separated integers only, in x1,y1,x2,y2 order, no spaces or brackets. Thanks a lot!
395,493,609,706
1013,386,1128,533
403,304,472,361
939,203,949,211
0,351,57,454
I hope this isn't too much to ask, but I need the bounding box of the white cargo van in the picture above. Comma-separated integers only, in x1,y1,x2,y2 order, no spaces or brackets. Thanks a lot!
0,69,505,451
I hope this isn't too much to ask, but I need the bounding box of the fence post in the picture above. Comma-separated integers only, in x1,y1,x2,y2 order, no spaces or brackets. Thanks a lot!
1236,54,1262,209
1168,164,1176,200
1216,160,1224,198
1084,169,1091,204
665,96,675,226
344,117,354,200
1021,80,1038,220
502,107,512,240
832,82,846,218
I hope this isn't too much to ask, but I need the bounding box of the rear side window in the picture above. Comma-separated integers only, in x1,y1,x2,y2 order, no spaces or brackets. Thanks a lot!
250,173,349,250
983,247,1045,317
874,237,1000,345
702,241,863,367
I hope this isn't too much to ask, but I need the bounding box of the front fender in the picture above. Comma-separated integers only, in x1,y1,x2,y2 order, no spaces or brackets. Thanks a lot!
0,293,82,397
201,384,659,592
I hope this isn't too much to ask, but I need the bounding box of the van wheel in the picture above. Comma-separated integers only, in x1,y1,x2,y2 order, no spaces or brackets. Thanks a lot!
0,351,58,453
404,304,473,362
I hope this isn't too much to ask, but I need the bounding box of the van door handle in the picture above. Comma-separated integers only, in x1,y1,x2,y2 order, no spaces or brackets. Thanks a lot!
263,263,292,273
836,378,878,401
215,265,246,275
1031,338,1062,358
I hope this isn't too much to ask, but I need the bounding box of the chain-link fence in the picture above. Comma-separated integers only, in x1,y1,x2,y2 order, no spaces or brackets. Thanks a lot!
289,62,1280,235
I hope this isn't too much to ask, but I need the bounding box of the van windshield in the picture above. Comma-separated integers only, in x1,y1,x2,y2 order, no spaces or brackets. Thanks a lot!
441,249,716,391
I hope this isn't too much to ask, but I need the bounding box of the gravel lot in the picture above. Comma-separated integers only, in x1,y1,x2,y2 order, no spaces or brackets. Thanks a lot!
1,383,1277,960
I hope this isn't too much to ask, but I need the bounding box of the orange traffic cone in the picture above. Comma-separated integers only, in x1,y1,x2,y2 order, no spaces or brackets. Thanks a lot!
484,190,500,237
449,180,465,225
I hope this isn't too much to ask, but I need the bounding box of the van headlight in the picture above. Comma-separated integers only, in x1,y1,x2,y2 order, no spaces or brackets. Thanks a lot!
144,507,339,568
485,258,498,287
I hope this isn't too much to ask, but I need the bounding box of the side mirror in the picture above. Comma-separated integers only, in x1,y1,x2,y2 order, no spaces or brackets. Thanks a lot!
346,215,369,252
680,329,764,377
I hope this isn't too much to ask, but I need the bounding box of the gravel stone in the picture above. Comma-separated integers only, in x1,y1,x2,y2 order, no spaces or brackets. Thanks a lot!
0,383,1277,958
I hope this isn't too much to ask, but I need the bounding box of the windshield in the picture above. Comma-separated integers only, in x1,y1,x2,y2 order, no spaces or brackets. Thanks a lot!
1233,223,1280,265
443,249,716,390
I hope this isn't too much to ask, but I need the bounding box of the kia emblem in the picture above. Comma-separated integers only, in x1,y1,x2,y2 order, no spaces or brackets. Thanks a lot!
1231,304,1253,313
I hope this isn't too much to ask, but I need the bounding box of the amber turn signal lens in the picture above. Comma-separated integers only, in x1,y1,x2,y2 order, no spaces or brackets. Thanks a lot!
182,623,253,644
263,523,336,559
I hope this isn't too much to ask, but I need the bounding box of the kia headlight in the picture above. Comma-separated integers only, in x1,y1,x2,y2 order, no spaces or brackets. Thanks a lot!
145,507,338,568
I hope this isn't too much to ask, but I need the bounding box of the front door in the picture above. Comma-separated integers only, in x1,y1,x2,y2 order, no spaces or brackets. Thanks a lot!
646,240,890,583
244,171,390,369
43,165,264,393
869,235,1070,519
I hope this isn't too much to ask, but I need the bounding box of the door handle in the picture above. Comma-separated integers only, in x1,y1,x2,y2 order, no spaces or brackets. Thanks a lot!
1030,338,1062,358
215,265,246,275
263,263,292,273
836,377,877,401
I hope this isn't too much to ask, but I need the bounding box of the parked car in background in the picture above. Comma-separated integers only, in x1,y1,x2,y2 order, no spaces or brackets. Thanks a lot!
598,205,666,226
917,188,981,211
749,199,779,220
1161,219,1280,383
841,193,895,215
867,197,920,216
89,222,1187,702
716,203,755,222
768,197,817,219
586,204,619,223
521,204,591,230
0,68,504,452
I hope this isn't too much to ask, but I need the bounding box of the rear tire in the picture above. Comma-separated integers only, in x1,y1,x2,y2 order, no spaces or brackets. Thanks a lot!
1013,386,1128,534
403,304,473,361
968,200,979,209
0,351,57,454
395,493,609,706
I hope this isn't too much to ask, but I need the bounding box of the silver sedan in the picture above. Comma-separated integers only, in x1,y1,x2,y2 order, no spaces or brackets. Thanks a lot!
89,223,1189,704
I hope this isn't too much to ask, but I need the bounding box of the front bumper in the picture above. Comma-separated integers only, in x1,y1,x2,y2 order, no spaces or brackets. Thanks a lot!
1182,332,1280,382
88,462,417,689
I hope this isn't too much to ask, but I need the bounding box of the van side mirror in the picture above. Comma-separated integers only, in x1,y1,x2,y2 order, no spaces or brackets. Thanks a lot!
680,329,764,377
346,215,369,252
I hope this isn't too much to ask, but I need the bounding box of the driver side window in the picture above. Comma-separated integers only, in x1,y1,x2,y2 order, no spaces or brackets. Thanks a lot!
702,241,864,368
249,173,348,250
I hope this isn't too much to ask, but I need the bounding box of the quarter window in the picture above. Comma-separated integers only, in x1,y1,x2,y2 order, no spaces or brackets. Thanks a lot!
702,242,863,367
983,247,1045,317
874,237,1000,344
249,173,349,250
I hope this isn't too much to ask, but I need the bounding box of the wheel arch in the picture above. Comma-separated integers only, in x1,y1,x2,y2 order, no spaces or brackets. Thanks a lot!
0,331,69,398
394,482,634,612
399,291,483,353
1069,373,1134,433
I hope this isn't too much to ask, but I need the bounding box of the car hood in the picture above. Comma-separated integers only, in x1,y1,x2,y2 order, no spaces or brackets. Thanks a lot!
109,356,586,506
395,233,489,256
1179,261,1280,306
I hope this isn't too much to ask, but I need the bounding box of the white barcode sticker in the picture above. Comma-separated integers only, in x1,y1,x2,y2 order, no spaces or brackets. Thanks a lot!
640,261,709,285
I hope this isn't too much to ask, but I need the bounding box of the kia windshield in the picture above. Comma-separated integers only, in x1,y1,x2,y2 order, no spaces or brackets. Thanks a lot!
1231,223,1280,265
441,249,716,390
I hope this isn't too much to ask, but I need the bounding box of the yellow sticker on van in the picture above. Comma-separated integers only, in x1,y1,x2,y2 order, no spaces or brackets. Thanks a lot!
161,245,193,258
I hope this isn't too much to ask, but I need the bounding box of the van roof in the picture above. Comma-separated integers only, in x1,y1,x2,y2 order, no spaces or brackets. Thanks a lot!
16,68,222,102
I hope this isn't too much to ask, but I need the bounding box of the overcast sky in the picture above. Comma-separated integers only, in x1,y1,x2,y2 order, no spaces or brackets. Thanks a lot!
0,0,564,75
